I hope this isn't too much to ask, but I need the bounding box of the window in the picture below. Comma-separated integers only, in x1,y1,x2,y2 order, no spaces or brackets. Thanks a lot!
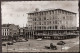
50,11,51,15
44,22,46,25
55,26,57,29
33,18,36,21
59,10,61,13
53,17,54,19
7,29,8,31
65,12,67,15
52,11,54,14
44,27,46,29
38,26,41,30
39,26,41,29
50,26,51,29
47,21,51,25
41,12,43,15
47,26,49,29
62,17,65,19
39,22,41,25
55,20,57,24
44,17,46,20
61,26,65,29
49,21,51,24
53,21,54,24
53,26,54,29
45,12,46,15
35,27,36,30
35,22,36,25
39,18,41,21
40,13,41,15
62,11,64,14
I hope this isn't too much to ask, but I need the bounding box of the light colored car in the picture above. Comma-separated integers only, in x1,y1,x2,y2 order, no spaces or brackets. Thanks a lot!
37,38,42,41
13,40,16,43
22,39,26,42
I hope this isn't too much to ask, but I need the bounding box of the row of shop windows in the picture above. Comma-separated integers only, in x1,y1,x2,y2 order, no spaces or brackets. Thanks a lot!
28,26,76,30
29,26,58,30
32,17,64,21
33,21,58,25
29,16,73,22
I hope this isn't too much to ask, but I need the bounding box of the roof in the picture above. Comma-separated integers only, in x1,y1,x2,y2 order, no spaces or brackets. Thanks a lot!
27,8,77,14
2,24,13,27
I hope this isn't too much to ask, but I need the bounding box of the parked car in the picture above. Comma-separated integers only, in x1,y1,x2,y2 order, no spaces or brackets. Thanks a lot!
50,43,57,50
7,42,13,45
26,39,28,41
12,40,16,43
16,39,22,42
51,45,57,50
2,43,6,46
22,39,27,42
37,38,42,41
57,41,66,45
17,38,27,42
45,46,50,49
45,45,57,50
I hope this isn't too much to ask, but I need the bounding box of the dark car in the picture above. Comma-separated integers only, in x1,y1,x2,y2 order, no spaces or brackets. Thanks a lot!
57,41,66,45
50,45,57,50
45,45,57,50
7,42,13,45
45,46,50,49
2,43,6,46
26,39,28,41
45,44,57,50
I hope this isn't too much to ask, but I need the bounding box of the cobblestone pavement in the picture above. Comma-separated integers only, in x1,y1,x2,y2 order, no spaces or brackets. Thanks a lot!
2,36,79,52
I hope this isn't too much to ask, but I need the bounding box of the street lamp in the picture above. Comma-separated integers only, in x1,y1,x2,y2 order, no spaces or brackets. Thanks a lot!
6,43,8,53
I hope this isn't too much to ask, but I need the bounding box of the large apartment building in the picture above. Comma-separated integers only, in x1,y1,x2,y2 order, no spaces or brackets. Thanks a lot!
26,8,78,39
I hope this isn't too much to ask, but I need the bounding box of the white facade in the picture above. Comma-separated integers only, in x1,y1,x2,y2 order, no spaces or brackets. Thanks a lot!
27,9,77,30
2,27,9,39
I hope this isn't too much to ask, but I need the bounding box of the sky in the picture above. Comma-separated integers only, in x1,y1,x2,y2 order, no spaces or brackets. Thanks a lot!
1,1,79,27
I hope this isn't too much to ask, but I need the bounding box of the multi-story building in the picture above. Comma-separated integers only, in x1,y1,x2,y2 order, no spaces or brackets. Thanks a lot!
26,8,78,39
19,27,25,37
2,24,19,40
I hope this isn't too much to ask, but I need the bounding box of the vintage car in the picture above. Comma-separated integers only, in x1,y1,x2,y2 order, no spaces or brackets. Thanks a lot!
2,42,6,46
45,45,57,50
45,43,57,50
36,38,42,41
7,41,13,45
57,41,66,45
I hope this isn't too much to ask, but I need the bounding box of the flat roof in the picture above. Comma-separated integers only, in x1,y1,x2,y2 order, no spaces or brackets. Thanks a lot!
27,8,77,14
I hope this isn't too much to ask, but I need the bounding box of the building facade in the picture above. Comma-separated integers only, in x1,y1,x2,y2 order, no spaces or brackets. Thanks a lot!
26,8,78,39
2,24,19,40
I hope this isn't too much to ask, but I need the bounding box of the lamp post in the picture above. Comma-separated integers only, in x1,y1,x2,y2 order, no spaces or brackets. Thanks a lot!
7,35,9,53
6,43,8,53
